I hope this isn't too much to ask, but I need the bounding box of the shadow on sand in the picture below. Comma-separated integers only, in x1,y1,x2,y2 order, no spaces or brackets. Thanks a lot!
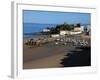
60,46,91,67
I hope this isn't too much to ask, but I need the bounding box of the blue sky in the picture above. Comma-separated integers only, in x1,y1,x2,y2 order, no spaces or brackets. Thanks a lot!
23,10,91,24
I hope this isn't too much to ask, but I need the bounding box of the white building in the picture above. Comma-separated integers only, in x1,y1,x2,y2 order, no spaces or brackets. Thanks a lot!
60,30,67,35
80,26,85,32
43,28,50,32
87,25,91,32
70,31,82,35
51,34,60,37
74,27,82,32
60,30,82,35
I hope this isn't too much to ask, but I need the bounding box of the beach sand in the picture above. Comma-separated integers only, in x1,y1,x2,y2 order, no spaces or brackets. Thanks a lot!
23,42,75,69
23,53,68,69
23,34,91,69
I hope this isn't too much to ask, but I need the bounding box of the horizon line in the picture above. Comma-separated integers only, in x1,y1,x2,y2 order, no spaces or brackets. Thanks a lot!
23,22,90,25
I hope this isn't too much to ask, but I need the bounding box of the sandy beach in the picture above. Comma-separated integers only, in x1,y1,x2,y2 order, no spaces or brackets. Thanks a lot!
23,34,91,69
23,40,76,69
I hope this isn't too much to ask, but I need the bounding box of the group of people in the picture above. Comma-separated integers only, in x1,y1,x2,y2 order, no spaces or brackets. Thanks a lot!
25,35,89,48
54,37,89,46
25,37,55,47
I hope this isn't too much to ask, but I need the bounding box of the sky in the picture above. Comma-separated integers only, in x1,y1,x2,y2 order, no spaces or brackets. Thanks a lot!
23,10,91,25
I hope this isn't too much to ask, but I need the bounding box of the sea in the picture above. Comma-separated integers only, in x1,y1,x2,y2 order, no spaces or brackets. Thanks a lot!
23,23,57,33
23,23,57,39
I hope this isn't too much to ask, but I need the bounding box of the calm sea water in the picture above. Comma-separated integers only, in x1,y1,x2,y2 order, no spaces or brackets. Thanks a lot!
23,23,57,38
23,23,57,33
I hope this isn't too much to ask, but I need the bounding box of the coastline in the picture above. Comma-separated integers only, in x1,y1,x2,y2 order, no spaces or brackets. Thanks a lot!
23,39,76,69
23,34,91,69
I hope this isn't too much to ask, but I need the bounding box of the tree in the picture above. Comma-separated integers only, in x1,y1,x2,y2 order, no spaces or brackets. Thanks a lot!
76,23,81,27
47,22,81,35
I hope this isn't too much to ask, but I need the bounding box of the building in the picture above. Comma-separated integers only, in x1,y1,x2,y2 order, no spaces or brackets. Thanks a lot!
87,25,91,32
60,30,67,35
60,28,82,35
80,26,85,32
85,25,91,35
74,27,82,32
43,28,50,32
51,34,60,37
70,31,82,35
